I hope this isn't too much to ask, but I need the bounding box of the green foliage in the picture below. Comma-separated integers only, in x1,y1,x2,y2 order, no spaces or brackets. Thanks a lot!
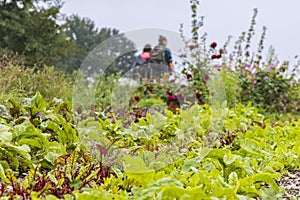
0,93,299,199
58,14,136,74
220,68,242,107
0,64,73,103
0,0,74,66
0,92,77,174
238,62,299,113
72,72,122,113
58,15,123,73
219,8,299,113
179,2,300,114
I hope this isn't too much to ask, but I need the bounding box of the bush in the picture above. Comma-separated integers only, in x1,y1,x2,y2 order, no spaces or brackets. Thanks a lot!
0,64,73,103
239,62,299,113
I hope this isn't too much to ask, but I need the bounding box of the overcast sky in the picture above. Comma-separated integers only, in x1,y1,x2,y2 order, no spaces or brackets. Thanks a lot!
61,0,300,65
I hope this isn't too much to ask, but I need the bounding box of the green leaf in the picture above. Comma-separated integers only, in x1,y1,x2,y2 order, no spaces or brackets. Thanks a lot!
1,142,32,162
158,185,208,200
31,183,53,199
240,138,264,156
182,147,211,172
123,155,152,173
58,177,65,186
234,173,280,194
0,124,13,142
123,155,155,186
44,195,60,200
5,168,16,183
223,151,240,165
0,164,9,183
18,138,42,149
71,179,83,190
29,92,47,116
228,171,238,186
44,141,67,165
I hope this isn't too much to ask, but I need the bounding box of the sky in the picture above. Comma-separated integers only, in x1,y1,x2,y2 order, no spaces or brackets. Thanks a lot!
60,0,300,66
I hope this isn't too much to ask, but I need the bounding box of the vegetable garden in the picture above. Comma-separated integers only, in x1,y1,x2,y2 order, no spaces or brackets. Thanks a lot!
0,0,300,199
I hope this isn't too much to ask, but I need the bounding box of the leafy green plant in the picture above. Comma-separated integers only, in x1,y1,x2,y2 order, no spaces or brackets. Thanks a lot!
239,62,299,113
0,92,299,199
0,150,114,199
0,92,78,175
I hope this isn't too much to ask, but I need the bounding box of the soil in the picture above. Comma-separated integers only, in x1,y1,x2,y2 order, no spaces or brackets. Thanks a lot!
278,170,300,199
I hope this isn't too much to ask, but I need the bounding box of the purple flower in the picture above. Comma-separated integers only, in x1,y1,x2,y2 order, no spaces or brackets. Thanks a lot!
177,93,185,101
229,54,234,59
253,80,257,84
203,74,209,81
246,64,251,69
217,64,222,71
264,76,269,81
109,117,115,124
261,61,265,65
35,112,43,118
290,81,294,87
267,67,272,72
279,102,284,107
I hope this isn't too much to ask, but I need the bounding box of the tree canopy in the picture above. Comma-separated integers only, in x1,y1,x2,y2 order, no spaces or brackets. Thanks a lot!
0,0,74,66
58,14,136,74
0,1,137,74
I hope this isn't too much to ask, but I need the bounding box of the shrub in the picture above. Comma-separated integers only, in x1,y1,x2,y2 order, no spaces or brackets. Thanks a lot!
0,64,73,103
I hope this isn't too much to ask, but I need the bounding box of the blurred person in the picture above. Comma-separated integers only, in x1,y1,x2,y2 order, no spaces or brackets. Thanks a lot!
132,44,152,81
150,35,175,82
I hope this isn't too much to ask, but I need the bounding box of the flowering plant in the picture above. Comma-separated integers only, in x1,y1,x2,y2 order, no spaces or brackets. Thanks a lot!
239,62,298,112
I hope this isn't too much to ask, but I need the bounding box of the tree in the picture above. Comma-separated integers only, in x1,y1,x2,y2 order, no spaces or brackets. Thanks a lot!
58,14,136,74
0,0,74,66
57,14,109,73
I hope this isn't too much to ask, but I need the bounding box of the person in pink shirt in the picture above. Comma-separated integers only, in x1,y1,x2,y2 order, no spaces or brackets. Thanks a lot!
132,44,152,68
